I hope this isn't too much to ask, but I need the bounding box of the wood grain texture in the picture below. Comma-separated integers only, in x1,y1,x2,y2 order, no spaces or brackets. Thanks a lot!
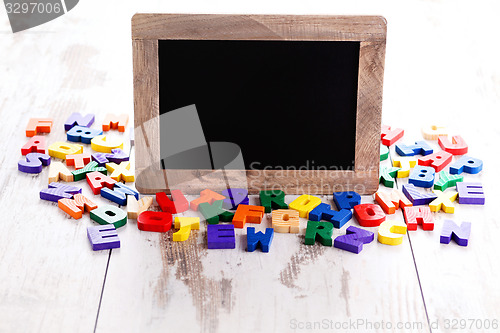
132,14,386,195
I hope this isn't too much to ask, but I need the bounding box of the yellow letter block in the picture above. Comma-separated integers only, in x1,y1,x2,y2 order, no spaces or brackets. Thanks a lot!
289,195,321,218
392,158,417,178
48,142,83,160
429,190,458,213
421,125,448,140
173,217,200,242
106,161,135,182
378,220,407,246
272,209,300,233
91,135,123,153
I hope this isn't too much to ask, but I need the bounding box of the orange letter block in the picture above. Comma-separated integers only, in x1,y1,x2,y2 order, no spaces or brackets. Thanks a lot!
190,189,226,211
102,114,129,132
58,194,98,219
66,153,91,170
375,190,413,214
233,204,265,228
26,118,53,137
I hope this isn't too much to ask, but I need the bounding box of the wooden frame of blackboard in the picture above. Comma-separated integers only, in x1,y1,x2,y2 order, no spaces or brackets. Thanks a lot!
132,14,386,195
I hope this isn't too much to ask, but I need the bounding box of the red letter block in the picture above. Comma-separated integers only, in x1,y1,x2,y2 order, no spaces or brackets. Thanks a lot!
403,206,434,231
21,136,47,155
381,125,404,146
137,211,173,233
438,135,468,155
353,204,386,227
156,190,189,214
418,151,453,172
86,171,116,195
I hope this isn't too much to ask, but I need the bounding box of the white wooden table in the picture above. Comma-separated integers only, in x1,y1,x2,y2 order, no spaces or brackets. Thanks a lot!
1,1,499,332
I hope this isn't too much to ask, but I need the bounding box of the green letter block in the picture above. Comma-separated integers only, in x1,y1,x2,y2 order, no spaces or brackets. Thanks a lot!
259,190,288,213
199,200,234,224
90,205,127,229
305,221,333,246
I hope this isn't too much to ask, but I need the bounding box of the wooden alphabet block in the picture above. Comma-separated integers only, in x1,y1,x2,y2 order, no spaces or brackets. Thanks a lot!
334,226,374,254
221,188,249,210
66,153,91,170
127,196,153,219
87,225,120,251
438,135,468,155
105,161,135,182
271,209,300,233
377,220,407,246
64,112,95,131
199,200,234,224
18,152,51,173
421,125,448,140
48,142,83,160
308,203,352,229
289,195,321,218
418,151,453,172
433,171,463,191
305,221,333,246
403,206,433,231
408,165,435,188
21,136,46,155
72,161,107,182
101,183,139,206
381,125,404,146
259,190,288,213
90,205,127,229
247,227,274,252
156,190,189,214
456,182,485,205
48,161,74,183
66,126,103,144
353,203,386,227
190,189,226,211
429,190,458,213
58,194,98,219
440,220,471,246
91,135,124,153
380,144,389,161
402,184,438,206
173,217,200,241
86,171,116,195
137,211,172,232
102,114,129,132
374,189,412,214
449,156,483,175
232,204,265,228
40,183,81,202
392,158,417,178
332,191,361,210
26,118,53,137
207,224,235,249
379,166,400,187
395,141,433,157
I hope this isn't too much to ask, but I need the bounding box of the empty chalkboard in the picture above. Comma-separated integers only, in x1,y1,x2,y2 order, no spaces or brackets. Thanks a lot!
158,40,359,170
132,14,387,194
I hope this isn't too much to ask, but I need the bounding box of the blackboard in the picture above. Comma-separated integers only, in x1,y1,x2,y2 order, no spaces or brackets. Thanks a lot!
132,14,387,194
158,40,359,170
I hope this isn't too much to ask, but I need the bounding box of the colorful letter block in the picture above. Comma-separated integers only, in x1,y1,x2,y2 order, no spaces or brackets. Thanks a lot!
353,204,386,227
199,200,234,224
433,171,463,191
381,125,404,146
26,118,53,137
18,152,51,173
66,126,102,144
72,161,107,182
403,206,433,231
418,151,453,172
259,190,288,213
102,114,129,132
392,159,417,178
64,112,95,131
271,209,300,233
127,196,153,219
190,189,226,211
440,220,471,246
40,183,81,202
438,135,468,155
457,182,485,204
137,211,172,232
395,141,433,156
402,184,438,206
21,136,46,155
408,165,435,188
422,125,448,140
48,161,73,183
374,189,412,214
449,156,483,175
289,195,321,218
48,142,83,160
87,225,120,251
91,135,124,153
58,194,98,219
333,191,361,210
66,153,91,170
101,183,139,206
232,204,265,228
105,161,135,182
377,220,407,246
247,227,274,252
90,205,127,229
221,188,249,210
86,171,116,195
308,203,352,229
429,190,458,213
156,190,189,214
207,224,235,249
173,217,200,242
305,221,333,246
380,145,389,161
379,166,400,187
334,226,374,254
